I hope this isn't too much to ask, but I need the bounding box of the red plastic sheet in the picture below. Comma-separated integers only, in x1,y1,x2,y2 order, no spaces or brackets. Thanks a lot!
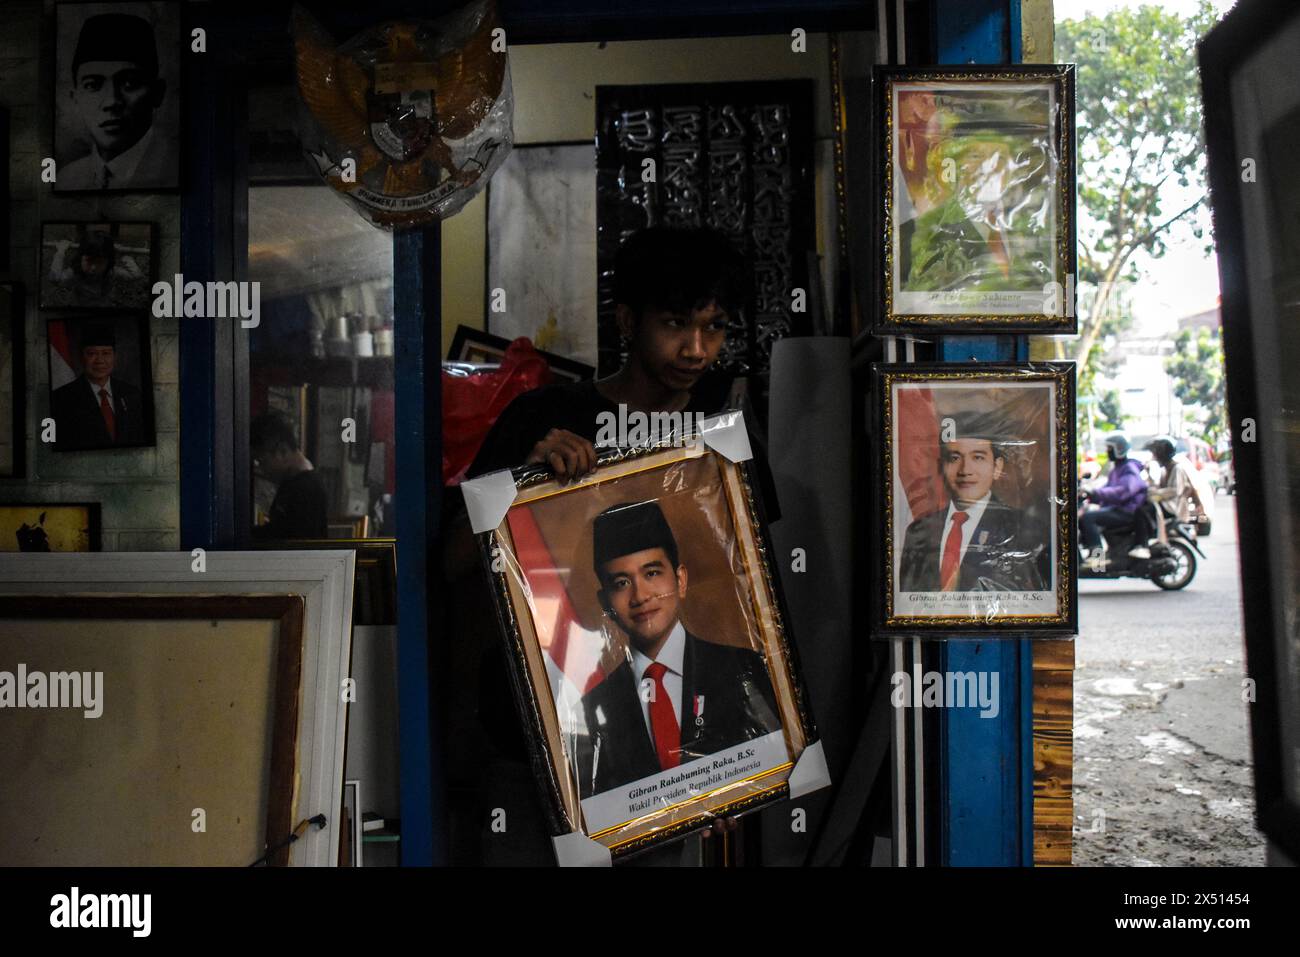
442,338,552,485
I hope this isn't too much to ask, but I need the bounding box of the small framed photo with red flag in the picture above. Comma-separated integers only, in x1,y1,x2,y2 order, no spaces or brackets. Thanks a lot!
464,414,825,863
46,314,156,452
874,362,1076,637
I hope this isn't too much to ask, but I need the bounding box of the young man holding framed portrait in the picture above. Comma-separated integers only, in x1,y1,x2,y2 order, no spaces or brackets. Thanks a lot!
446,226,783,865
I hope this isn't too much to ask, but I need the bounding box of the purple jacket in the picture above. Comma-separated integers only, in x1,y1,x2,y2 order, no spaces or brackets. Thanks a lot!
1092,457,1148,513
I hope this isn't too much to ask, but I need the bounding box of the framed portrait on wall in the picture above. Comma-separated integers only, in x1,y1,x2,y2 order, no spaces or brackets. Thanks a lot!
0,503,101,552
461,413,827,863
1,283,23,478
874,65,1077,334
873,363,1076,636
39,222,156,310
46,314,156,452
1200,0,1300,862
53,1,181,192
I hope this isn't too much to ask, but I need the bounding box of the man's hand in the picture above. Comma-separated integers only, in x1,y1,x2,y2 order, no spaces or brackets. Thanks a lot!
526,428,597,482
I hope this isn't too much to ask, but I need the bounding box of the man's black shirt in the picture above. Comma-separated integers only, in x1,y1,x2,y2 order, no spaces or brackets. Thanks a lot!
253,469,329,541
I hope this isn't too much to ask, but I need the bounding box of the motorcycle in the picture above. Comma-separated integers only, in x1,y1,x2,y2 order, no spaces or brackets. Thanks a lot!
1077,493,1203,590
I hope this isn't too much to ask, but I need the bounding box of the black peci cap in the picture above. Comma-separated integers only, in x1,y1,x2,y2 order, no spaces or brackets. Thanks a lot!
80,323,116,349
592,500,679,576
72,14,159,81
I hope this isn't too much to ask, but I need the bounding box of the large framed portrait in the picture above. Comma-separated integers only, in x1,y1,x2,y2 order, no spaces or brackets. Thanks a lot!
0,283,23,478
39,222,156,310
0,550,355,865
46,314,156,452
874,363,1077,636
874,65,1077,333
1200,0,1300,862
462,414,827,863
54,1,181,193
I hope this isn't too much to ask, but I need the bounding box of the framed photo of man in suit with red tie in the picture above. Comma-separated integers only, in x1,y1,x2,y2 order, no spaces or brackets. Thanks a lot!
874,362,1076,636
46,315,156,452
467,417,825,861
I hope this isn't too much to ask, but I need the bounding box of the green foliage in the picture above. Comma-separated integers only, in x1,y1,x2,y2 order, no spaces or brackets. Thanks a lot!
1165,326,1227,444
1097,388,1126,432
1057,3,1222,363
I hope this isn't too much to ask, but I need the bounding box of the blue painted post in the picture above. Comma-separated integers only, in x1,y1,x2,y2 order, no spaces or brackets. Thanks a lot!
933,0,1038,867
392,227,444,866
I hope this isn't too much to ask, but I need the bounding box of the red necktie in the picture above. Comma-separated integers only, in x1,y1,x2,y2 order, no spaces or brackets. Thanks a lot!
939,510,968,591
644,662,680,770
98,388,117,441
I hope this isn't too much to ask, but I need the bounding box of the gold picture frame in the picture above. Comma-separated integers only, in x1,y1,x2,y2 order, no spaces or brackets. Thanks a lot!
874,362,1077,636
472,428,823,861
874,65,1078,334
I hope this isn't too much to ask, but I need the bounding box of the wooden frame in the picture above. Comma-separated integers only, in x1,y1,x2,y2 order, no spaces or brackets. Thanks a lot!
474,431,821,860
0,502,101,552
38,221,157,311
1,594,303,866
447,323,595,382
0,282,23,479
873,362,1077,637
0,549,354,865
873,64,1077,334
1200,0,1300,862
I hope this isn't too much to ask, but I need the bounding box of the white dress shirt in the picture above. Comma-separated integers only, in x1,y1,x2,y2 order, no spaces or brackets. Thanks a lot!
939,492,992,575
629,621,685,738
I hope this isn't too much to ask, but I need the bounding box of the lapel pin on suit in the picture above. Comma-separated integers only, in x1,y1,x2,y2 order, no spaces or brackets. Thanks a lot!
694,694,705,726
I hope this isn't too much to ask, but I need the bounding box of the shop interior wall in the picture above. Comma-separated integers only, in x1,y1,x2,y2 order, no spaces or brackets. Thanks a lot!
1,0,181,549
439,32,839,355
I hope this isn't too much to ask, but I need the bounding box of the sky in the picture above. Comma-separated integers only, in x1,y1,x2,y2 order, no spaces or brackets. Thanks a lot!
1054,0,1238,335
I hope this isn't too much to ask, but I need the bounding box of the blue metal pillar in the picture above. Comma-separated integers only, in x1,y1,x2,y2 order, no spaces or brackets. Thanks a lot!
393,228,444,866
933,0,1036,867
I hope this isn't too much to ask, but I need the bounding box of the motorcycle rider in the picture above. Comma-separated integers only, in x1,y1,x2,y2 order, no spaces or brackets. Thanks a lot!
1080,431,1148,562
1142,435,1202,553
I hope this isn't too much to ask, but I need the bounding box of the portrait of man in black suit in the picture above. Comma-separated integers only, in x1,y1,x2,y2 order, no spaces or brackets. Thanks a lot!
898,410,1048,594
49,320,153,451
576,500,781,798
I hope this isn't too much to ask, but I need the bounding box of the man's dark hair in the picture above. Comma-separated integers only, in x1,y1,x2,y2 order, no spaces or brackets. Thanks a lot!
613,227,748,320
250,411,299,454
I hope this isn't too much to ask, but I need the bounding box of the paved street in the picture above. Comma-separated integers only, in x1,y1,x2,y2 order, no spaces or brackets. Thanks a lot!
1072,496,1267,865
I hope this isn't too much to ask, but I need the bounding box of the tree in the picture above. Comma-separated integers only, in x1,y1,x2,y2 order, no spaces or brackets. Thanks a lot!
1165,326,1226,444
1056,3,1221,368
